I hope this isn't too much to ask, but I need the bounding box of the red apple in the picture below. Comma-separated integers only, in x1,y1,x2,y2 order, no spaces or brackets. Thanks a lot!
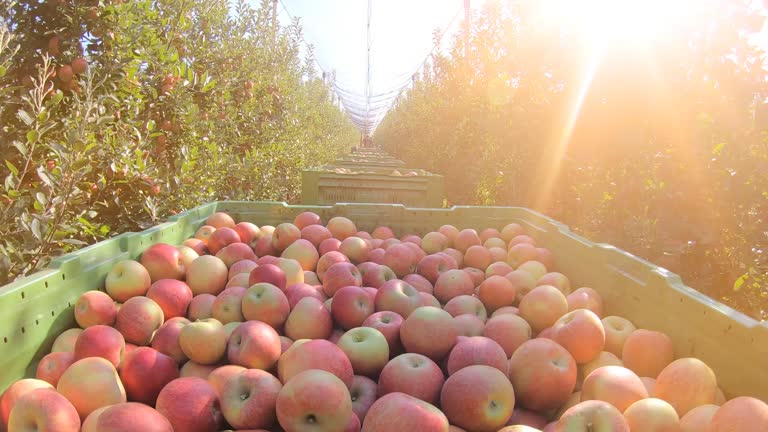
278,339,354,387
710,397,768,432
82,402,172,432
74,324,126,367
276,369,353,431
381,243,416,278
454,313,486,336
7,388,80,432
156,377,223,432
233,221,261,245
119,347,179,405
444,295,487,321
508,338,577,411
285,282,327,308
447,335,508,376
454,229,481,253
183,238,208,255
374,279,421,318
208,227,241,255
229,260,258,280
1,379,54,426
282,238,320,271
188,294,216,320
400,274,431,294
105,260,151,302
115,296,165,346
140,243,186,281
507,243,539,268
227,320,281,370
622,329,674,379
378,353,445,404
486,261,514,278
556,400,629,432
519,285,568,334
285,297,333,340
400,306,457,361
443,248,464,268
254,234,277,257
57,357,127,419
361,264,397,288
680,404,719,432
317,251,350,281
340,237,371,264
464,245,492,271
581,365,649,413
216,243,257,268
74,290,118,328
372,226,396,240
151,317,190,364
623,397,680,432
362,392,449,432
248,264,287,291
654,358,717,416
146,279,193,320
294,211,322,229
332,286,375,329
36,351,75,387
551,309,605,364
179,318,227,365
179,361,218,379
482,314,531,357
478,275,517,313
302,224,333,248
323,262,363,297
187,255,228,296
434,269,474,304
421,231,448,254
219,368,282,430
362,311,404,354
206,212,236,229
319,237,342,255
417,254,455,284
441,365,515,432
602,316,636,358
327,217,358,240
210,286,245,324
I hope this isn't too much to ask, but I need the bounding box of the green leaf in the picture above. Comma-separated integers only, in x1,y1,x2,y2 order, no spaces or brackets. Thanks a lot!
11,141,27,155
26,130,39,143
61,238,88,246
35,192,47,206
30,218,42,241
17,110,34,126
5,160,18,176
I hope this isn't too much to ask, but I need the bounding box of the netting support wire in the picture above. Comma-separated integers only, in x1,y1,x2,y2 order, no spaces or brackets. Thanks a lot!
365,0,373,138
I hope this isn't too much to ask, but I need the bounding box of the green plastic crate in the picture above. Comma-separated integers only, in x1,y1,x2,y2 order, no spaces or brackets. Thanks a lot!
318,165,432,176
1,201,767,402
301,169,445,208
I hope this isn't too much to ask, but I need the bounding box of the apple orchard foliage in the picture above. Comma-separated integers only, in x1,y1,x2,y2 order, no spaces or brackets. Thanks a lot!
375,0,768,320
0,0,357,284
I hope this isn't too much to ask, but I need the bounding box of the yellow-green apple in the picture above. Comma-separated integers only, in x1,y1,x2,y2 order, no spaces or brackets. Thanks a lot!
500,223,524,243
340,237,371,264
281,239,320,271
146,279,193,319
402,273,433,293
276,258,305,286
1,378,53,426
504,269,536,302
360,264,396,289
551,309,605,364
82,402,172,432
260,225,275,236
177,244,200,268
601,316,636,358
441,365,515,432
372,226,395,240
332,286,375,329
317,251,350,281
301,224,333,249
338,327,389,377
454,229,481,253
403,241,426,263
488,247,508,263
206,212,236,229
304,270,321,285
271,223,301,253
484,236,506,249
442,248,464,268
622,329,674,378
36,351,75,386
276,369,353,432
350,375,378,423
506,243,538,268
183,238,208,255
578,351,623,390
464,245,492,271
180,361,218,379
421,231,448,254
319,237,342,255
486,261,514,278
151,317,190,364
156,377,223,432
446,336,508,376
74,324,126,367
417,254,456,284
654,358,717,416
322,262,363,297
374,280,421,319
327,216,357,240
710,397,768,431
508,338,577,411
382,243,416,278
464,267,486,289
362,392,449,432
212,286,246,324
74,290,118,328
234,221,261,245
536,247,555,269
57,357,126,419
434,269,474,304
7,388,80,432
219,368,282,430
517,261,547,281
248,264,287,291
286,282,327,308
216,242,256,268
537,272,571,294
680,404,718,432
443,295,487,321
105,260,151,302
454,313,485,336
254,234,277,257
179,318,227,365
222,321,241,340
400,306,457,361
194,225,216,245
294,211,322,229
581,366,648,413
229,260,257,280
187,255,228,296
227,320,281,370
519,285,568,334
284,297,333,340
241,282,290,329
140,243,186,281
557,400,629,431
362,310,404,354
119,347,179,405
114,296,164,346
623,398,680,432
278,339,354,387
478,275,517,313
207,227,241,255
188,294,217,320
51,328,82,353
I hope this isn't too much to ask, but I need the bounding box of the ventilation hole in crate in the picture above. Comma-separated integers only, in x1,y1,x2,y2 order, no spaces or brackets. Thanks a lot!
44,281,48,288
20,327,25,334
35,319,38,325
51,311,55,317
61,273,66,280
20,291,25,299
3,337,6,343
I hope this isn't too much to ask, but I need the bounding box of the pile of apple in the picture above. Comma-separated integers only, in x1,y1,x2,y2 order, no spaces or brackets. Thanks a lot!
2,211,768,432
